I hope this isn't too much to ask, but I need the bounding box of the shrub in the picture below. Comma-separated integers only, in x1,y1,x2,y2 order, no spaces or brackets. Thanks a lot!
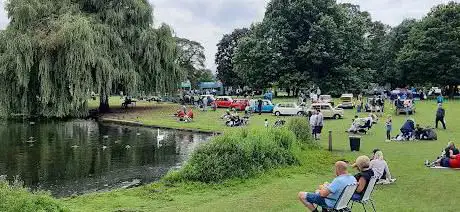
167,128,301,183
287,117,312,144
0,179,68,212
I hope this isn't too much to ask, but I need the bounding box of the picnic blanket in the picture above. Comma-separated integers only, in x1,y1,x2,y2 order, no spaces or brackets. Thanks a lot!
430,166,460,170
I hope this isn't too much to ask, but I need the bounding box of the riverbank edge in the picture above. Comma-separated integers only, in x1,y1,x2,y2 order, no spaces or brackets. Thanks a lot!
99,118,220,134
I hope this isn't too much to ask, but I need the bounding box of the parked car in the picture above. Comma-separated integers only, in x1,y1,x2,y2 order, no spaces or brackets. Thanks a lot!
428,87,442,96
319,95,334,106
251,100,275,113
337,94,354,109
215,96,233,108
230,99,250,111
273,102,306,116
306,103,344,119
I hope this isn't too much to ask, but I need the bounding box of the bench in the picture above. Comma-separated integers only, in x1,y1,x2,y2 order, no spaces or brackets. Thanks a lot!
122,99,137,108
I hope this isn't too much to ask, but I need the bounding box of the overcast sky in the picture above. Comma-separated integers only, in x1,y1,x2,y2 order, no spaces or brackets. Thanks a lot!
0,0,457,70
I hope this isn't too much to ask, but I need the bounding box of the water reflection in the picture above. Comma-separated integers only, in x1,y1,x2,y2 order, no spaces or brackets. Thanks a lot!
0,120,211,197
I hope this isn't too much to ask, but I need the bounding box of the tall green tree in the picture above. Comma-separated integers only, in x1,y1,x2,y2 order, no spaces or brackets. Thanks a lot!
215,28,250,88
378,19,417,87
0,0,179,117
176,37,207,88
233,0,373,95
398,2,460,95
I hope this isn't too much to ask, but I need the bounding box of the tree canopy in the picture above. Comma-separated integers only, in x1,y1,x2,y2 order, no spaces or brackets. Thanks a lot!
232,0,376,95
0,0,180,118
215,28,250,87
220,0,460,96
397,2,460,91
176,37,214,88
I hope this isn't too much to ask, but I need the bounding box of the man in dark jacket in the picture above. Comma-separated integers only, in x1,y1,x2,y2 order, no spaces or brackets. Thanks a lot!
436,103,446,129
257,99,263,115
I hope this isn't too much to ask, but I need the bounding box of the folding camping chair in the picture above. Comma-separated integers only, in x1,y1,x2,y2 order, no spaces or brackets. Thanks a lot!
322,183,358,212
358,120,372,134
351,176,378,212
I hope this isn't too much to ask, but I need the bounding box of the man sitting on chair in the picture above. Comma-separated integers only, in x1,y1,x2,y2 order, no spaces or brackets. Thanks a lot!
298,161,357,212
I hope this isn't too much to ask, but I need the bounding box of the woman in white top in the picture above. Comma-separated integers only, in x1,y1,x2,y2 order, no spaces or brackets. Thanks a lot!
309,111,318,139
370,151,396,184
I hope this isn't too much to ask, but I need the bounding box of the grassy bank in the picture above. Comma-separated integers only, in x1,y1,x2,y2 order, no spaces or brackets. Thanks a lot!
61,98,460,211
89,97,300,132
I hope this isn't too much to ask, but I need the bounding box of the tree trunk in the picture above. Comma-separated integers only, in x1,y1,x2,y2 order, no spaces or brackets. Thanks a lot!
99,93,110,113
286,88,291,97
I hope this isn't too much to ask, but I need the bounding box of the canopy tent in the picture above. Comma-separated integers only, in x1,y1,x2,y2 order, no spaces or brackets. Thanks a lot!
181,80,192,90
199,81,224,95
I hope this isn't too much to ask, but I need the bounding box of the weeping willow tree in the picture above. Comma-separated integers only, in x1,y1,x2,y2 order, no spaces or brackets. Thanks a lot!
0,0,180,118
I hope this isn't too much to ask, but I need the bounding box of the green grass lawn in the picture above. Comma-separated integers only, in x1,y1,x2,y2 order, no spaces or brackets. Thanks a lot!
65,98,460,211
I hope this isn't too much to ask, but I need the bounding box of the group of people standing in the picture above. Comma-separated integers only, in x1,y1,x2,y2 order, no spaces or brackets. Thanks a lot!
309,110,324,140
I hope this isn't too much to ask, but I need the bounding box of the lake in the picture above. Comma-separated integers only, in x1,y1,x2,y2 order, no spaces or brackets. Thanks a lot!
0,120,212,197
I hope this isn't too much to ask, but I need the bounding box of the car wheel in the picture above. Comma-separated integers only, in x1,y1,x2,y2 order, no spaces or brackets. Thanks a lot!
333,114,340,119
275,111,281,116
297,111,304,116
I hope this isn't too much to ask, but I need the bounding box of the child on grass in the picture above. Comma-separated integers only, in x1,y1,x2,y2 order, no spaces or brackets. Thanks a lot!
264,119,269,128
385,115,392,141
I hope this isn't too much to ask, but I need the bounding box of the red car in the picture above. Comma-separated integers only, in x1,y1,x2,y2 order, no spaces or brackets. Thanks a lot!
230,99,250,111
215,96,234,108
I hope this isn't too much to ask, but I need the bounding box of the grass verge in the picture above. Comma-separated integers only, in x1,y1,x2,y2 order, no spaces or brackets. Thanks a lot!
62,98,460,211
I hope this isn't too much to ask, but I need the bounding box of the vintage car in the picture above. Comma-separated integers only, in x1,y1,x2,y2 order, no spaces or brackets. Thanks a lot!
337,94,354,109
230,99,250,111
319,95,334,106
215,96,233,108
306,103,344,119
273,102,306,116
251,100,275,113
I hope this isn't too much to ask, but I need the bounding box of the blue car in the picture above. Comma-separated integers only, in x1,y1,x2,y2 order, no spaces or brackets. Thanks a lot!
251,100,275,113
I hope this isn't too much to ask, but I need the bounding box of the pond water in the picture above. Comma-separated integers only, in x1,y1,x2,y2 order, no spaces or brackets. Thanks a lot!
0,120,212,197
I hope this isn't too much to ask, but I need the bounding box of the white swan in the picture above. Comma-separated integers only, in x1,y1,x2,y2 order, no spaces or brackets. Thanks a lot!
157,129,165,148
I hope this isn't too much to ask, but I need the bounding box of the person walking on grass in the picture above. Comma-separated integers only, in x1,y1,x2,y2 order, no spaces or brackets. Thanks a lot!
356,99,362,113
264,119,269,128
385,115,393,141
202,97,208,112
310,111,318,139
436,103,446,129
257,99,263,115
315,110,324,140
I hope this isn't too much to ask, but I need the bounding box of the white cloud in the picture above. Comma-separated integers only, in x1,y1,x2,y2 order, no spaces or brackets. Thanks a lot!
0,0,459,70
150,0,268,71
337,0,458,26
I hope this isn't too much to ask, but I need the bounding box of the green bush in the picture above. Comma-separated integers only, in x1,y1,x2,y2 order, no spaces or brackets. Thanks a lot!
287,117,312,144
167,128,301,183
0,179,68,212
